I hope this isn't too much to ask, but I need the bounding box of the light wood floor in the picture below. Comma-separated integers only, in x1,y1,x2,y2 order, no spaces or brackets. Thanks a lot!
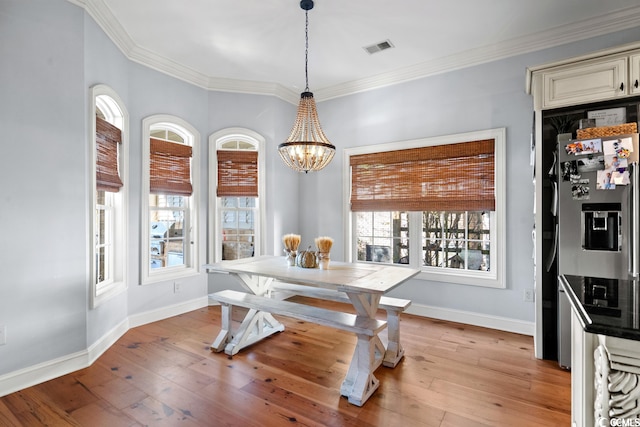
0,298,571,426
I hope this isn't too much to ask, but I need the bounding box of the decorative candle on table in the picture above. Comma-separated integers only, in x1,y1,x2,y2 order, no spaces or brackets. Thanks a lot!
282,234,301,266
315,236,333,270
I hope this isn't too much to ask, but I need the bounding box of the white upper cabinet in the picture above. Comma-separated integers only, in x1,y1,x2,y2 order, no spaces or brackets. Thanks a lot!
631,53,640,96
528,44,640,110
542,56,628,109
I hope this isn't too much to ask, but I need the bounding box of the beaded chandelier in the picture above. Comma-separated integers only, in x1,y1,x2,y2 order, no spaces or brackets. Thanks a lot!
278,0,335,173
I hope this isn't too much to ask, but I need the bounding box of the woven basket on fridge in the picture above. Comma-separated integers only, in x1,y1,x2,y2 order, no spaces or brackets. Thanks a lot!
576,122,638,139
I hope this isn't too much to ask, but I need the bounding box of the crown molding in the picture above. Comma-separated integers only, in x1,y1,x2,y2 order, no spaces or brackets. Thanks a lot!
73,0,298,103
204,76,300,104
73,0,136,56
70,0,640,104
315,5,640,101
128,45,300,103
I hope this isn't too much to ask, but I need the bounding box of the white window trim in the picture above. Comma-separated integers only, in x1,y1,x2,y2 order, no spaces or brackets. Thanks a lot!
343,127,506,288
89,84,129,307
208,128,266,263
141,115,200,285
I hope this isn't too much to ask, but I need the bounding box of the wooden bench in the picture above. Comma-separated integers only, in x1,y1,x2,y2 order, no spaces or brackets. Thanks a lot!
209,289,387,353
209,289,389,406
269,282,411,367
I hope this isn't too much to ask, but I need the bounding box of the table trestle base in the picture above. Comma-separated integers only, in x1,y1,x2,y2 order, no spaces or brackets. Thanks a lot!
341,333,386,406
271,282,410,368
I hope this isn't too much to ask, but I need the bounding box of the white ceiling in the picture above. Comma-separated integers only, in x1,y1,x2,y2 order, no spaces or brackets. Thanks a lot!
75,0,640,102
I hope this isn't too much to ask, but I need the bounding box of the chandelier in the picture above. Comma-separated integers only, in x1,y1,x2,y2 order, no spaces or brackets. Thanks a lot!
278,0,335,173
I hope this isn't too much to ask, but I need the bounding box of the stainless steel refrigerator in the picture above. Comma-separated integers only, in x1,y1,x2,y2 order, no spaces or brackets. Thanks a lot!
556,133,639,369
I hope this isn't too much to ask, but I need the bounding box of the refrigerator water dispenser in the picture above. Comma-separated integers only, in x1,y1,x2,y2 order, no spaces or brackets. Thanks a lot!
581,203,622,251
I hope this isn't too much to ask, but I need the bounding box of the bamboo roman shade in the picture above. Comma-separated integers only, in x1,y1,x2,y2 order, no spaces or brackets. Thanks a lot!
96,117,123,192
150,138,193,196
217,150,259,197
350,139,495,212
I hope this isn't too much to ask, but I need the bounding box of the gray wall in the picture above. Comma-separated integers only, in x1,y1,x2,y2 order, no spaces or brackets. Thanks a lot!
1,0,640,384
0,0,293,378
1,0,87,373
297,28,640,323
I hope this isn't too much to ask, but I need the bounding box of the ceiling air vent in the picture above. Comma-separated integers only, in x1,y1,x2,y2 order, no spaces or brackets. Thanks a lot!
364,40,394,55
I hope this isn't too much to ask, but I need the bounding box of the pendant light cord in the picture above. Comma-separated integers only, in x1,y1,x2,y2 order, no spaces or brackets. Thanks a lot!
304,9,309,92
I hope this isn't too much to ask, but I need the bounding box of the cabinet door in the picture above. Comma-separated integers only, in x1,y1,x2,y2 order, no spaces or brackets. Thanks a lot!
543,57,627,109
571,310,596,427
631,53,640,95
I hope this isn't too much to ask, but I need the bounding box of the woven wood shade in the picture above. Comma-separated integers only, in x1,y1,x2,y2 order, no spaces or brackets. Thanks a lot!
96,117,123,192
217,150,258,197
150,138,193,196
350,139,495,212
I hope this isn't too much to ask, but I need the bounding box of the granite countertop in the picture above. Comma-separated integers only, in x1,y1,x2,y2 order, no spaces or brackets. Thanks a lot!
560,274,640,341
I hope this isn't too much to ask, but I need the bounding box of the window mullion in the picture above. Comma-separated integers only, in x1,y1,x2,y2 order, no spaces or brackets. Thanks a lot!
464,211,469,269
409,211,421,268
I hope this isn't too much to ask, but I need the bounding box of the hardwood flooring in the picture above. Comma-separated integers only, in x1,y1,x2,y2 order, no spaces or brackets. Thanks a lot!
0,298,571,426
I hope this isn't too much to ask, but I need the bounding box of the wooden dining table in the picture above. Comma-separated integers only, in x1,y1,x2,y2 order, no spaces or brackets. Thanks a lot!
204,255,419,406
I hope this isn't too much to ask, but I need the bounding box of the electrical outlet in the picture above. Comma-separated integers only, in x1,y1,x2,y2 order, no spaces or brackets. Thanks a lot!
174,282,181,293
524,289,535,302
0,325,6,345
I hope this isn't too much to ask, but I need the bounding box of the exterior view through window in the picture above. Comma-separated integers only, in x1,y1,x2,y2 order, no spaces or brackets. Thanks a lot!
220,196,256,260
355,211,490,271
149,194,186,269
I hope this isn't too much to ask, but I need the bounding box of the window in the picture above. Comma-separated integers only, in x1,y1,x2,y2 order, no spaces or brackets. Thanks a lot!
209,128,265,262
344,128,506,288
90,85,128,307
423,211,491,271
141,115,199,284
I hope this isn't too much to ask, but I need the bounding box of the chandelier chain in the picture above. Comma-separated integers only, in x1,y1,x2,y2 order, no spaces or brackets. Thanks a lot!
305,9,309,91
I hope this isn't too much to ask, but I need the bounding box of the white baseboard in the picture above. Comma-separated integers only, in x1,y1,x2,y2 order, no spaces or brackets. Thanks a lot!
87,318,130,365
0,348,89,398
129,296,209,328
406,303,535,336
0,296,209,398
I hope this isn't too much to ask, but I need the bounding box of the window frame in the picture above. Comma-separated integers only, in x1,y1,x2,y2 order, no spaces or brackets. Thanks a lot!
343,128,506,288
208,128,266,263
141,115,200,285
89,84,129,307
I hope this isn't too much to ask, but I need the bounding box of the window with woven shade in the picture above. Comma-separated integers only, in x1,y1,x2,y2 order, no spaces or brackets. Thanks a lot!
91,85,128,308
345,128,506,289
142,115,200,285
209,129,265,263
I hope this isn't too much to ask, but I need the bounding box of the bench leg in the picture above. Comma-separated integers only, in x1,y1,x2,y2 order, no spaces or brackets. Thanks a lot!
382,310,405,368
341,333,385,406
211,303,233,352
223,309,285,356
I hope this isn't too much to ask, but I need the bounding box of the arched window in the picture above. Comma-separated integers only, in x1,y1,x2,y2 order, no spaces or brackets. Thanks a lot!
90,84,129,307
141,115,200,284
209,128,265,262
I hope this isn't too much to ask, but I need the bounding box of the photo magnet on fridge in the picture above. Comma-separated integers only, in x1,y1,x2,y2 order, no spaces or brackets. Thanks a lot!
597,170,615,190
